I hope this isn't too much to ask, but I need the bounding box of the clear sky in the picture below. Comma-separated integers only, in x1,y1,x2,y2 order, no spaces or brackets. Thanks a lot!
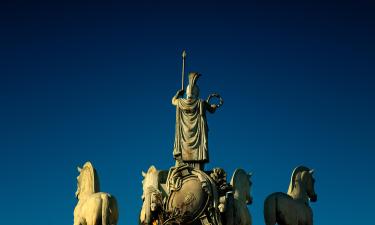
1,0,374,225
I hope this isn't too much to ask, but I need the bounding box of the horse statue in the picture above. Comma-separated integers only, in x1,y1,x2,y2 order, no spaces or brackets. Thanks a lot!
140,165,253,225
263,166,317,225
229,169,253,225
140,165,163,225
74,162,119,225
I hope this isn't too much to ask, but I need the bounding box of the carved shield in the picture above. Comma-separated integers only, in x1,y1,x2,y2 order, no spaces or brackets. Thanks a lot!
165,166,210,224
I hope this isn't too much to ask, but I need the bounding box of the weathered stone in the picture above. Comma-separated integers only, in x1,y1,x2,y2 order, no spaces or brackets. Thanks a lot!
139,51,252,225
74,162,119,225
264,166,317,225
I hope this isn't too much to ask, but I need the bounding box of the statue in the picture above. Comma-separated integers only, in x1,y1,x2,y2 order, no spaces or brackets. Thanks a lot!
74,162,119,225
229,169,253,225
263,166,317,225
140,165,253,225
140,51,251,225
139,166,163,225
172,52,223,170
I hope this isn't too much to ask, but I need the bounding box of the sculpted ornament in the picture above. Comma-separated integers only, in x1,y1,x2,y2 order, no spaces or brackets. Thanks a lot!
140,164,253,225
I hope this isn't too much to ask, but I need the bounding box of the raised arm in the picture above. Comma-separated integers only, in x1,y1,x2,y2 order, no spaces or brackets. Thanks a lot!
172,89,185,106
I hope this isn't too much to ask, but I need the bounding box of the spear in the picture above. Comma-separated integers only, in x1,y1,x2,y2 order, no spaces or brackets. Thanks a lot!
181,50,186,90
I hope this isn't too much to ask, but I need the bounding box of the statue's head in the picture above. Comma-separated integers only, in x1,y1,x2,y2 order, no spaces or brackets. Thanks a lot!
75,161,100,200
288,166,317,202
186,72,201,99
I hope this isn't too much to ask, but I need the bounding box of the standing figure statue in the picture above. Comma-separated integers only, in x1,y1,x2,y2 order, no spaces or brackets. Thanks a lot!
172,71,222,170
74,162,119,225
263,166,317,225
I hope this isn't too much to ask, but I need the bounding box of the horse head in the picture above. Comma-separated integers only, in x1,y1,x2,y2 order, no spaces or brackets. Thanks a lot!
140,165,162,225
75,161,100,200
287,166,317,203
230,169,253,205
304,169,317,202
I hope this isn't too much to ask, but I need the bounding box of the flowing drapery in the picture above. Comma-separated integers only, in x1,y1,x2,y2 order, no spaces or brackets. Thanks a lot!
173,98,209,163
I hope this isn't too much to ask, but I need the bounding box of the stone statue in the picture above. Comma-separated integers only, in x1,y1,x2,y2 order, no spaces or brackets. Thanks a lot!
140,165,252,225
263,166,317,225
139,51,252,225
140,164,222,225
139,166,163,225
74,162,119,225
172,72,222,170
229,169,253,225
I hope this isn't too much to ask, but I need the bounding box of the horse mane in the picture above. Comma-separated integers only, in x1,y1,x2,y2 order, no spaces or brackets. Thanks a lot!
79,162,100,196
287,165,310,195
142,165,159,190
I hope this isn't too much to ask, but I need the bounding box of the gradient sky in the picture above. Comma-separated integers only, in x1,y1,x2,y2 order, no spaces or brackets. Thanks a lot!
1,0,374,225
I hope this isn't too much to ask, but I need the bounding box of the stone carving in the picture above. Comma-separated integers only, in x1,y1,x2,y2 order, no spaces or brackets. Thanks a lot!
172,71,223,170
263,166,317,225
140,166,163,225
230,169,253,225
72,51,319,225
140,164,252,225
137,51,254,225
74,162,119,225
139,51,251,225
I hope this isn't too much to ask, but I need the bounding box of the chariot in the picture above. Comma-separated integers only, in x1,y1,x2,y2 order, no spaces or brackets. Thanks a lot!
140,164,252,225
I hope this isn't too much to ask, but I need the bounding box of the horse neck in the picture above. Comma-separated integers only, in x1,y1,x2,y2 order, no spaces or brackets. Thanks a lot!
78,188,96,201
78,192,91,201
233,187,247,203
288,181,309,205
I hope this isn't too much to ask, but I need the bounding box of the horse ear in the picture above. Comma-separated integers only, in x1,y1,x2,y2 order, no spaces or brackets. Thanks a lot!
309,169,314,174
77,166,82,173
142,171,146,177
149,165,157,173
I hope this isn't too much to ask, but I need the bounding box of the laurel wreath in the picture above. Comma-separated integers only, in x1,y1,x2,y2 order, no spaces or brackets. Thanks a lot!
207,93,224,108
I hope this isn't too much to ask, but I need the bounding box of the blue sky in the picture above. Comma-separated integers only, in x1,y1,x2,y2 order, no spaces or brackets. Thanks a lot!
1,1,374,224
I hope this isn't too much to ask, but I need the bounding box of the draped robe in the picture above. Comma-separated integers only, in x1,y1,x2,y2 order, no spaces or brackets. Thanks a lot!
173,98,209,163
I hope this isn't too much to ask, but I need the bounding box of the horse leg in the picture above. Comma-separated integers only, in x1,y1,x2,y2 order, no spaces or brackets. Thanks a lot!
264,196,277,225
89,200,102,225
